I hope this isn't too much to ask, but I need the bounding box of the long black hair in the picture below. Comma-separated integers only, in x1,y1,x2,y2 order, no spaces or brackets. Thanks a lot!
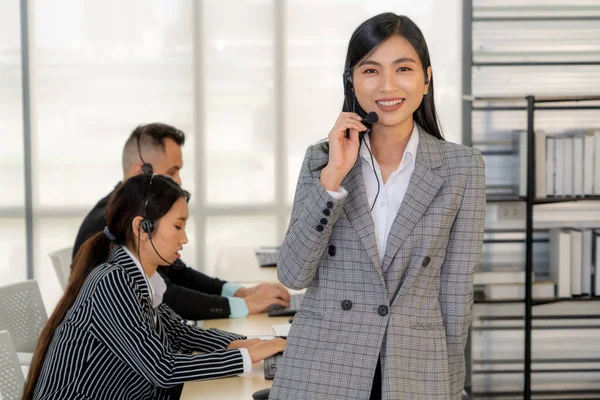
344,13,443,139
318,12,444,163
24,174,190,399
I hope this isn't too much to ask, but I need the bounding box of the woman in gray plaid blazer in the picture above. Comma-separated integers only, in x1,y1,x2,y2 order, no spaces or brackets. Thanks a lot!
270,13,485,400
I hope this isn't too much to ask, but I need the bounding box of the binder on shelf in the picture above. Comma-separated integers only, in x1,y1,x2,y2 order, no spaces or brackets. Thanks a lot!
554,137,565,197
594,130,600,195
594,230,600,296
563,136,574,197
535,130,549,199
570,229,583,296
550,229,571,298
583,130,596,196
546,137,555,197
572,135,584,197
582,229,593,296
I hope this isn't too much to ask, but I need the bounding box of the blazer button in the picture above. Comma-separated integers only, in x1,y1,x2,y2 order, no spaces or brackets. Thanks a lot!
320,217,328,225
422,256,431,267
341,300,352,310
328,245,336,256
326,201,334,209
316,225,324,232
322,208,331,216
377,305,389,316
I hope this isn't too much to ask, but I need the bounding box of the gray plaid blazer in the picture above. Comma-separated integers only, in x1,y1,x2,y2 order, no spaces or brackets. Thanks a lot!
269,130,486,400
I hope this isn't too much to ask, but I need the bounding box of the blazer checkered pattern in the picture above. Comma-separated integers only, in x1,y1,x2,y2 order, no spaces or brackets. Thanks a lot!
270,130,486,400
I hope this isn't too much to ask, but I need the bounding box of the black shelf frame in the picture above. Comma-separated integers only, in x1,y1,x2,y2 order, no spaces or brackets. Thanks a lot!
473,61,600,67
473,16,600,23
471,94,600,399
463,2,600,397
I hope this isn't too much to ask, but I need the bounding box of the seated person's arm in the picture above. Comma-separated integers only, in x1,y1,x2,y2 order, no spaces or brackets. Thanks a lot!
158,304,246,352
162,281,238,320
93,270,250,384
160,262,291,319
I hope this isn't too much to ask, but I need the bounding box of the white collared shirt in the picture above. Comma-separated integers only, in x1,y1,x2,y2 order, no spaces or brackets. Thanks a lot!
361,125,419,260
121,246,167,309
328,124,420,261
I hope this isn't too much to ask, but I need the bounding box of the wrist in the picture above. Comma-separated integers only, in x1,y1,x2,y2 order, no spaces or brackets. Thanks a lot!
320,167,343,192
234,287,248,297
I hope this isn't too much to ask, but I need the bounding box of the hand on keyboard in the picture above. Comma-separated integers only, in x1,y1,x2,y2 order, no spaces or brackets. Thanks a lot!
247,338,286,363
240,283,291,314
266,304,297,317
267,293,304,317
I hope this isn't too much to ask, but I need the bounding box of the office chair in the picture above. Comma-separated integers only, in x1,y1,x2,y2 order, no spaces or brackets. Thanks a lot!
0,330,25,400
0,280,48,366
252,387,271,399
48,247,73,289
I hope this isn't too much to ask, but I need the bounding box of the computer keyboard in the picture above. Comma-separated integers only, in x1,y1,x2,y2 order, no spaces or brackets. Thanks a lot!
264,352,283,380
267,293,304,317
255,247,280,267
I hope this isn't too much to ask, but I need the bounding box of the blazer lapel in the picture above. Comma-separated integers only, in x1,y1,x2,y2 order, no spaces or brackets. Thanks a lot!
381,130,444,272
341,158,383,275
108,246,152,300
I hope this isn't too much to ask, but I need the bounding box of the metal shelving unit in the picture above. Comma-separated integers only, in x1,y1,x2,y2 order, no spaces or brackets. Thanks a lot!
463,2,600,398
468,94,600,400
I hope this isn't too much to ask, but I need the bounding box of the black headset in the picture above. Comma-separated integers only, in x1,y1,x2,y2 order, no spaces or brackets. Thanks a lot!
343,68,355,113
341,66,429,212
139,174,174,267
141,174,155,239
136,132,154,175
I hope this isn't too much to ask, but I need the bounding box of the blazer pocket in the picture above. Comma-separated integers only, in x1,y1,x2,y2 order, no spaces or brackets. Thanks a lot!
295,309,324,320
411,321,446,331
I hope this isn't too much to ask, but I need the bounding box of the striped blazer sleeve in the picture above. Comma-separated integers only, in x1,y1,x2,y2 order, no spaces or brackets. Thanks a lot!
157,304,246,353
91,269,246,387
439,149,486,399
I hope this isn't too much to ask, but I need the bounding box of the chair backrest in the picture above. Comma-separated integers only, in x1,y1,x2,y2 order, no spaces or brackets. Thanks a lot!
0,330,25,400
48,247,73,289
0,281,48,353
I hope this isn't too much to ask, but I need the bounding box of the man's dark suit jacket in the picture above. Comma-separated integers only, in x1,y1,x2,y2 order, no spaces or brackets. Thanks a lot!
72,184,233,320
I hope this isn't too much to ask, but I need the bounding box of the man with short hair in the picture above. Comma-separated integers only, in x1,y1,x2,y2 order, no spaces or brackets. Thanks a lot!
73,123,289,320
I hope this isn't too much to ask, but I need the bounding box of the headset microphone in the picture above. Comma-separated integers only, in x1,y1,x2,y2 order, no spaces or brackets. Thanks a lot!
148,233,174,267
345,111,379,139
141,217,173,267
136,132,154,174
361,111,378,126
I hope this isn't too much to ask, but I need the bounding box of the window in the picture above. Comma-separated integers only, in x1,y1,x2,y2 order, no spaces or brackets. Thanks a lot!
4,0,462,311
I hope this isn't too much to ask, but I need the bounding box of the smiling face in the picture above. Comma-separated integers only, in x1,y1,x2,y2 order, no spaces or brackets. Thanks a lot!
351,35,431,131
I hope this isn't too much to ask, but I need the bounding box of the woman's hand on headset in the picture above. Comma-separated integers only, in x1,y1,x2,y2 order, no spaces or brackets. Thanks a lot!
320,112,367,192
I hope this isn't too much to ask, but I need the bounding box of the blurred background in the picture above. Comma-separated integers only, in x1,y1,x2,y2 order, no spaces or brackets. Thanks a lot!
2,1,600,398
0,0,463,310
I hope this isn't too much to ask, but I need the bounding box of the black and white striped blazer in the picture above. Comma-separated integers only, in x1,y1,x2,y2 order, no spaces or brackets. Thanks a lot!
33,246,247,399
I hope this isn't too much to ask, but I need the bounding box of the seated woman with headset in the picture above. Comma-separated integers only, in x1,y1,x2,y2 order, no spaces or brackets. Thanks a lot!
24,174,285,400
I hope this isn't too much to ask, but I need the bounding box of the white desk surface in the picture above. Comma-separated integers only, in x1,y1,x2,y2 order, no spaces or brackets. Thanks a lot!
180,314,289,400
214,246,279,283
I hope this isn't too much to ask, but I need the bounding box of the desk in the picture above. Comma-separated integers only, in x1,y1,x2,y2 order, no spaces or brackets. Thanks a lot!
180,314,289,400
214,246,278,283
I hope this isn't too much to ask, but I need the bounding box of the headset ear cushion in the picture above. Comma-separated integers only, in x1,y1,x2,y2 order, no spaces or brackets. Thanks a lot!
142,163,153,175
344,69,353,87
141,219,154,237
